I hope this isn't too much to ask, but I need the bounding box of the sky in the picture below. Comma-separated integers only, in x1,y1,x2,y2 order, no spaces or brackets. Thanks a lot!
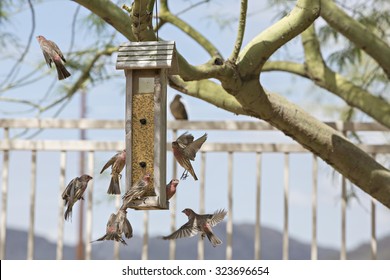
0,0,390,257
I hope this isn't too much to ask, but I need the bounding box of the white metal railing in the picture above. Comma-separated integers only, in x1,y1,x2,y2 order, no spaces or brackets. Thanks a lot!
0,119,389,260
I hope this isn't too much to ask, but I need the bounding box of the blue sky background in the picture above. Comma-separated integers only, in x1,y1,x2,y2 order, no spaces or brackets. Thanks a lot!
1,0,389,253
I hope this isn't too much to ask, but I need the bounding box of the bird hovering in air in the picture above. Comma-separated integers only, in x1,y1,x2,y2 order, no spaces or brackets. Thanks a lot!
100,149,126,195
92,209,133,245
36,35,71,80
62,174,92,221
162,208,227,247
170,94,188,120
172,132,207,180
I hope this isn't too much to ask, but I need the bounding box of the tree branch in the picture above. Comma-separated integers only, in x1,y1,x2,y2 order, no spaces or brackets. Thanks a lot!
159,0,222,58
1,0,35,87
39,46,117,113
320,0,390,79
168,75,245,115
262,61,307,78
73,0,136,41
171,72,390,208
237,0,320,79
302,24,390,129
229,0,248,63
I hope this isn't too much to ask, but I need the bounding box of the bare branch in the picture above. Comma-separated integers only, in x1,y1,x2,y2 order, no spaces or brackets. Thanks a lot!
176,0,210,16
229,0,248,63
74,0,136,41
159,0,222,58
168,75,245,115
39,46,117,113
237,0,320,79
262,61,307,78
1,0,35,87
68,5,81,53
0,97,41,111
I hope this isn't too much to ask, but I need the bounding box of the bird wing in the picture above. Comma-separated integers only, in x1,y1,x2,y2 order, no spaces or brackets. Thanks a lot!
162,219,199,240
100,152,118,173
176,132,194,148
184,133,207,160
67,178,78,207
42,50,53,67
106,213,117,230
123,217,133,239
62,178,76,201
209,209,227,227
48,40,66,62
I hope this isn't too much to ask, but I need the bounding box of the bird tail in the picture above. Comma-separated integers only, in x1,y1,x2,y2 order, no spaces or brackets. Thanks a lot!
93,234,127,245
107,175,121,195
64,205,73,221
189,167,198,181
206,231,222,247
123,217,133,239
54,61,71,80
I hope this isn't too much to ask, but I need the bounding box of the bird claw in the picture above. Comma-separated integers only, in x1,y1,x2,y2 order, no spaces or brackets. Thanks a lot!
180,171,189,180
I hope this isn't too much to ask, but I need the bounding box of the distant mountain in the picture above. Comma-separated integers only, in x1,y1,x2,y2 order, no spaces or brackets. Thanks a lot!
3,224,389,260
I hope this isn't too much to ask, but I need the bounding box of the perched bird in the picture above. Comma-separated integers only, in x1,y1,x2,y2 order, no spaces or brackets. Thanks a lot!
92,209,132,245
172,132,207,180
36,35,71,80
162,208,227,247
170,94,188,120
62,174,93,221
166,179,179,200
100,149,126,195
120,173,151,210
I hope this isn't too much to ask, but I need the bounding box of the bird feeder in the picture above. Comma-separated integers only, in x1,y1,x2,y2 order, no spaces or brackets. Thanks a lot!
116,41,179,210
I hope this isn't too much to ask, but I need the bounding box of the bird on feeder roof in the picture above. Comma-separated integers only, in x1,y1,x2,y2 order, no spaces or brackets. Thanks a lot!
172,132,207,180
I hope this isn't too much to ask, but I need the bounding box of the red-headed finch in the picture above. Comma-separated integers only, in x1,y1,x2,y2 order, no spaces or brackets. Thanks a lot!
162,208,227,247
62,174,92,221
166,179,179,200
172,132,207,180
36,35,71,80
170,94,188,120
100,149,126,195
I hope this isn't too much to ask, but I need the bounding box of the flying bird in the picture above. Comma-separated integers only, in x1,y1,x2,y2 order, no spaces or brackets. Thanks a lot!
162,208,227,247
62,174,92,221
120,173,151,210
92,209,133,245
172,132,207,180
36,35,71,80
166,179,179,200
170,94,188,120
100,149,126,195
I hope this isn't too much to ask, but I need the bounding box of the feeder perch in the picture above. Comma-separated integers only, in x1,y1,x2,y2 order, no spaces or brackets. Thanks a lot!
116,41,179,210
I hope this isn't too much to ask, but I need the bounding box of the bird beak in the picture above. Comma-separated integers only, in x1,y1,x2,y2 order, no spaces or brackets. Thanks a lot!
181,210,185,213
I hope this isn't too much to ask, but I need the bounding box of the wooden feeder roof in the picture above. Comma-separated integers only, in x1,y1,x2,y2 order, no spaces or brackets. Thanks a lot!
116,41,179,74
